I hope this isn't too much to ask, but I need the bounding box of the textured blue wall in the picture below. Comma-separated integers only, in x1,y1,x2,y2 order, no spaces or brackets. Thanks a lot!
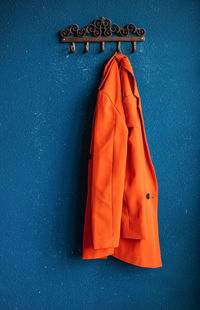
0,1,200,309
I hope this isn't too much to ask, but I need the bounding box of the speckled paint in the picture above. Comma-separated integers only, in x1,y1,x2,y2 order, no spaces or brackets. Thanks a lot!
0,1,200,309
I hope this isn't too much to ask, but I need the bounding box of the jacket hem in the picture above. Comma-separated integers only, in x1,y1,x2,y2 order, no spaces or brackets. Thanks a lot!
112,253,162,268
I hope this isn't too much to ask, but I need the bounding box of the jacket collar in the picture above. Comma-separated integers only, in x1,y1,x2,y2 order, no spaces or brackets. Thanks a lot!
98,51,138,99
113,51,135,77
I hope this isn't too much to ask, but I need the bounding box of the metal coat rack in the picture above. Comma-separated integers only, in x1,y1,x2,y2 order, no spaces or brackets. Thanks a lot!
59,17,145,53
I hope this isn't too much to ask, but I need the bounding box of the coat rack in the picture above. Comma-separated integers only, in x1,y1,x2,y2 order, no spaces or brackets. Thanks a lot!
59,17,145,53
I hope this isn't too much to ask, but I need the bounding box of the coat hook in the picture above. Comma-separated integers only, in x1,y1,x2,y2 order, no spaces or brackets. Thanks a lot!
60,18,146,55
70,42,75,53
101,41,105,52
85,42,89,53
116,41,122,53
132,41,136,53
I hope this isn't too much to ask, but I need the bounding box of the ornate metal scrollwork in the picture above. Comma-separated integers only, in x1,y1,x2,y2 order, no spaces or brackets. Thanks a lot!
59,17,145,53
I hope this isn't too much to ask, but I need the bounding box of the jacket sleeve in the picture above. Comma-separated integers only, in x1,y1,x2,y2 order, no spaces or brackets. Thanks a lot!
90,91,116,250
121,92,148,240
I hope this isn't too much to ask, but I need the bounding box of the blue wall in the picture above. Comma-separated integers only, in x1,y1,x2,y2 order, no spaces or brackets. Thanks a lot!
0,1,200,309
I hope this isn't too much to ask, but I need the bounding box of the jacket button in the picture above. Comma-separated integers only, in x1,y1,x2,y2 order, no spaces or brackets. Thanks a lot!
146,193,151,199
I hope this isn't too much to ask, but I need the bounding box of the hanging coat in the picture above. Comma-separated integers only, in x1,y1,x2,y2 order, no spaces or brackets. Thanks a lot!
82,51,162,268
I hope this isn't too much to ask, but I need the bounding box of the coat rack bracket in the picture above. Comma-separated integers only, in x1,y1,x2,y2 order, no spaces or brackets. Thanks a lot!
59,17,146,53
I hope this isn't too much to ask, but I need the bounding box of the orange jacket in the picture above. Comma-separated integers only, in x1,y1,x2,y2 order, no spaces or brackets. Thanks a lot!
82,51,162,268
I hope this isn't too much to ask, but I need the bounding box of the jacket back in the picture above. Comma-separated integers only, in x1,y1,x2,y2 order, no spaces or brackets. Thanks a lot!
82,51,162,268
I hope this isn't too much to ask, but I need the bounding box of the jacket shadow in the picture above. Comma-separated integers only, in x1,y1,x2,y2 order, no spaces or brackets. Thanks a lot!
61,60,111,260
52,87,97,262
52,62,106,263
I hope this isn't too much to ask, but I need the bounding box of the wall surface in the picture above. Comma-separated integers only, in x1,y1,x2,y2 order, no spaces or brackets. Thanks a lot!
0,1,200,309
